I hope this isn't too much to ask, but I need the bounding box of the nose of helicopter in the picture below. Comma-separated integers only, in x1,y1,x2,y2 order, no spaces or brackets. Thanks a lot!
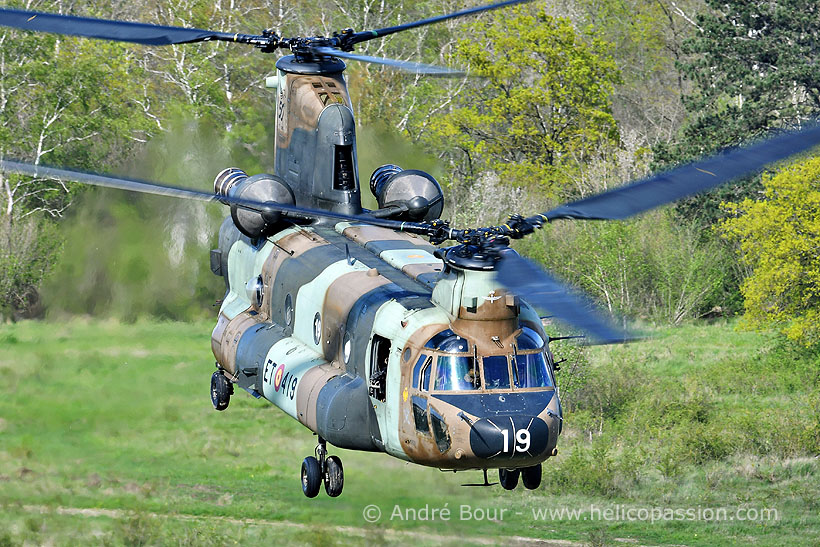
467,414,550,461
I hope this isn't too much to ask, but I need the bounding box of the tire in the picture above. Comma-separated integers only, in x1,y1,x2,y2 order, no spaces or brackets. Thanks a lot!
498,468,519,490
324,455,344,498
210,371,231,411
301,456,322,498
521,464,542,490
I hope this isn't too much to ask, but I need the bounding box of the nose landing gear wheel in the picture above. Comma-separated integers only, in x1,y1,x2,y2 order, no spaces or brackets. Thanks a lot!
499,468,520,490
301,456,322,498
210,370,232,411
521,464,542,490
324,455,344,497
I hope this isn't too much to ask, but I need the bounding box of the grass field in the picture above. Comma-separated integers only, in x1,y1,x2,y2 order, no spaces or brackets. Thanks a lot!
0,319,818,546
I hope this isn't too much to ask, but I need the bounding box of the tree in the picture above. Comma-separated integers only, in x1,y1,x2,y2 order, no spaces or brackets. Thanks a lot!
720,157,820,346
411,3,621,199
654,0,820,225
0,15,150,318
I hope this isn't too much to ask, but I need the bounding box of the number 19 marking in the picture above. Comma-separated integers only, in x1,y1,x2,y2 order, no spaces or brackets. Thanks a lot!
501,428,531,453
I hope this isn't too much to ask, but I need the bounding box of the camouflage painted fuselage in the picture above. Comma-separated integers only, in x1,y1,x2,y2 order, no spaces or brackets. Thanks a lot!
210,219,562,470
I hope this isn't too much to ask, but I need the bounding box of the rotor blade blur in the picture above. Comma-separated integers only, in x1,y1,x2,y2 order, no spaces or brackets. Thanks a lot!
348,0,535,46
311,47,463,75
0,160,425,233
0,7,238,45
542,122,820,221
496,249,633,344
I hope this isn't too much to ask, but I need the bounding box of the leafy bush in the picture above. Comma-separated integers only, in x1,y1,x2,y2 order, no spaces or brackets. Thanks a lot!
518,209,730,324
721,157,820,346
0,218,62,320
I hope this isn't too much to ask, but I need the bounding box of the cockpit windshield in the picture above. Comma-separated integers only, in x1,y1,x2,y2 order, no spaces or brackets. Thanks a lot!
418,326,554,392
434,355,479,391
513,352,553,388
482,355,511,389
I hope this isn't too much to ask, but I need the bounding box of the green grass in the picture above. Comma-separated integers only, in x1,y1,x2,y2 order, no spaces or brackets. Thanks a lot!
0,318,818,545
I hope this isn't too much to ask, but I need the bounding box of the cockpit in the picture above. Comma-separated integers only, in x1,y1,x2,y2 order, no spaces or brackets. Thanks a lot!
411,326,555,393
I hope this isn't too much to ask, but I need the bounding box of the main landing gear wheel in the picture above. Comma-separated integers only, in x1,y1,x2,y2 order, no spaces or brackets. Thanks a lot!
324,455,344,497
499,468,520,490
301,437,344,498
301,456,322,498
210,370,232,411
521,464,542,490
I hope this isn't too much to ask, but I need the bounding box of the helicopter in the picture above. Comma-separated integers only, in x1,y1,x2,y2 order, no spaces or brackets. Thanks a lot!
2,0,820,500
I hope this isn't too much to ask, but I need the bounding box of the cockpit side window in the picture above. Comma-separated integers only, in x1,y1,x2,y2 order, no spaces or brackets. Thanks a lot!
513,352,553,388
419,358,432,391
434,355,479,391
482,355,511,389
412,355,429,389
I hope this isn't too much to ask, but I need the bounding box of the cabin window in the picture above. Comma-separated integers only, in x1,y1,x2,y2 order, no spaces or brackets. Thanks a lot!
482,355,511,389
513,352,553,388
434,355,479,391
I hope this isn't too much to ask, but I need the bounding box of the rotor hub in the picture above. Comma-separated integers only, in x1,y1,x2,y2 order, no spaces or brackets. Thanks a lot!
439,240,510,271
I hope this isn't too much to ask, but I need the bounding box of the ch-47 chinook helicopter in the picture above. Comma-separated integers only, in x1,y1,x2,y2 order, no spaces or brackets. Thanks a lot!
2,0,820,500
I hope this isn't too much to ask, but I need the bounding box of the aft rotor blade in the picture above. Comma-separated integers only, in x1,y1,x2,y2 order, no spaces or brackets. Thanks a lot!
0,7,242,46
542,122,820,221
311,46,463,75
496,249,634,344
0,160,428,233
347,0,535,47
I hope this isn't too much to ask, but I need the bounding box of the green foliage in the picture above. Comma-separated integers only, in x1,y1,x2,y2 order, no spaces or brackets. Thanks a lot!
414,3,620,197
518,209,729,323
0,218,62,320
720,157,820,346
573,0,694,145
42,120,230,321
655,0,820,226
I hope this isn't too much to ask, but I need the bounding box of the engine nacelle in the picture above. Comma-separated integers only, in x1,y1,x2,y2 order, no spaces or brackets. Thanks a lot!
369,164,444,221
214,168,295,239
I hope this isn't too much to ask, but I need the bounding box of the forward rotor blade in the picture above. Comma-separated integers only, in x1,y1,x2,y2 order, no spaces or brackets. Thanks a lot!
0,160,427,233
542,122,820,221
311,46,463,75
496,249,634,344
0,7,240,45
347,0,535,47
